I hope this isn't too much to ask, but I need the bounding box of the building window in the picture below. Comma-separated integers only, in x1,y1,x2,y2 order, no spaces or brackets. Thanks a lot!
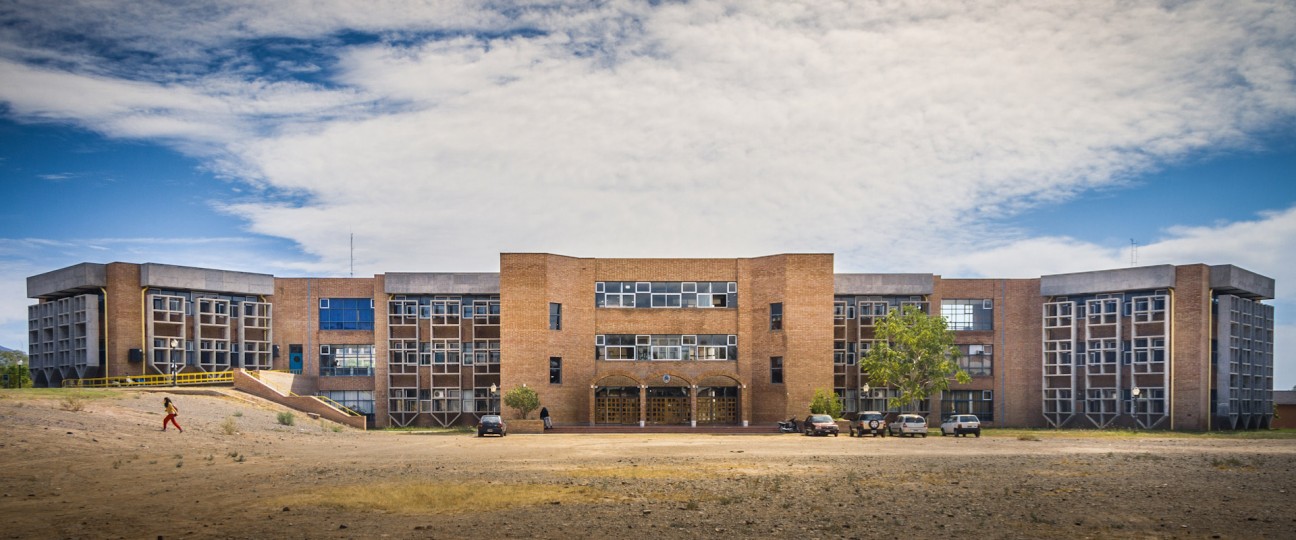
941,299,993,331
319,345,375,376
957,344,993,376
549,303,562,330
318,390,375,415
596,334,736,361
595,281,737,309
942,390,994,422
770,356,784,384
770,302,783,330
319,298,374,331
549,357,562,384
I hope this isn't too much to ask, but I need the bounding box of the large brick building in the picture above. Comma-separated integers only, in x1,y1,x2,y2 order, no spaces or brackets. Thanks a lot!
25,254,1277,431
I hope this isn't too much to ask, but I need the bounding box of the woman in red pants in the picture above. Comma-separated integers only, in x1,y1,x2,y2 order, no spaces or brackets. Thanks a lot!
162,397,183,432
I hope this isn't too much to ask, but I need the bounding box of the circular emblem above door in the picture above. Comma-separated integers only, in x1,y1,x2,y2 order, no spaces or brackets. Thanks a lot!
662,374,671,383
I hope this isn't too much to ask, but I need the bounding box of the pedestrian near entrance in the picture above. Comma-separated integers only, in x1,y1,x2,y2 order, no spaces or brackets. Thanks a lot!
540,406,552,430
162,397,183,433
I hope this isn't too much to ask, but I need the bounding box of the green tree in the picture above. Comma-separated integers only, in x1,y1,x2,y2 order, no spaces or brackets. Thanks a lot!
1,350,32,389
860,304,970,411
809,388,844,419
502,385,540,419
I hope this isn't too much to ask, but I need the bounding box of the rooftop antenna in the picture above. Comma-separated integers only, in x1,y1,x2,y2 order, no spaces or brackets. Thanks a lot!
350,233,354,278
1129,238,1138,267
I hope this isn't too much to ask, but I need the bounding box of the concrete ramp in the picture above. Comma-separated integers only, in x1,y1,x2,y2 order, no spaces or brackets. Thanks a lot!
233,370,367,430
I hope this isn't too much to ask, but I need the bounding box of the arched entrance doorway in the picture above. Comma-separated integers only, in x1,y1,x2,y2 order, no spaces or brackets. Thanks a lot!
696,375,740,424
646,375,691,425
593,375,640,425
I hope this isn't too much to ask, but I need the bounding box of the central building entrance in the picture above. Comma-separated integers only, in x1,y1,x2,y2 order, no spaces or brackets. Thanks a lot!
645,386,690,424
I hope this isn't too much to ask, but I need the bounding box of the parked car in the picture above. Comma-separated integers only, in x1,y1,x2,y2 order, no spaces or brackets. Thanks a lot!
940,414,981,437
850,411,887,437
477,415,507,437
802,414,839,437
887,414,928,437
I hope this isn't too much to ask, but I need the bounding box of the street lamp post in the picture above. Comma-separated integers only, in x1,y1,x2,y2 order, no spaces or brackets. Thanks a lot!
169,339,180,387
1131,387,1142,426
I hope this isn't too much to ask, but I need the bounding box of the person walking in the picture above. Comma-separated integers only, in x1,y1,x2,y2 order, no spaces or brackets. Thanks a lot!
540,406,552,430
162,397,183,433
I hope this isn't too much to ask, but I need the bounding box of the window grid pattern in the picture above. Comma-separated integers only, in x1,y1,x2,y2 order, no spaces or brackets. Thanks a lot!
319,298,374,331
943,390,994,422
596,334,736,361
596,281,737,309
957,344,993,376
319,345,375,376
941,299,993,331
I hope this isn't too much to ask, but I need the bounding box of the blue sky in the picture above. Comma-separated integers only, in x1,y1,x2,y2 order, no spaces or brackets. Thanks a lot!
1,1,1294,388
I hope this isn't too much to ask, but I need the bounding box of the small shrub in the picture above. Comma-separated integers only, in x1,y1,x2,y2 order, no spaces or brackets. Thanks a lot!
221,417,238,435
60,396,85,412
277,412,295,426
232,411,243,417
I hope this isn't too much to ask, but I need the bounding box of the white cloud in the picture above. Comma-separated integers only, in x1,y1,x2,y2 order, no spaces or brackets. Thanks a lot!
2,1,1296,385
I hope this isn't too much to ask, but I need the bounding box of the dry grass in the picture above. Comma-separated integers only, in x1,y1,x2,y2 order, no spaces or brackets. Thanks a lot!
59,396,86,412
278,481,615,514
990,428,1296,440
565,464,726,480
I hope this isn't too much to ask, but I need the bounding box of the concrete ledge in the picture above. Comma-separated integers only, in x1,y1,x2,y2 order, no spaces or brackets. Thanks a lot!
1041,265,1175,296
385,272,500,294
834,274,933,295
27,263,107,299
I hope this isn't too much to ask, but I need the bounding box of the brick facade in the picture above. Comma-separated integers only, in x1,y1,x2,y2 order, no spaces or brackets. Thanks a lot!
25,257,1277,431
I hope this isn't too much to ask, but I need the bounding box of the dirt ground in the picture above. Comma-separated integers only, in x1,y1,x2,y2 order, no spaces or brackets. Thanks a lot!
1,389,1294,540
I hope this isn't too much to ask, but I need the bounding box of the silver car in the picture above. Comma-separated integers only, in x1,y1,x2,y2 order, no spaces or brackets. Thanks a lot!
887,414,928,437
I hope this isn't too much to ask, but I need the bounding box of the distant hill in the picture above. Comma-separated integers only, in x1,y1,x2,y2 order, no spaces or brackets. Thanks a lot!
0,345,16,353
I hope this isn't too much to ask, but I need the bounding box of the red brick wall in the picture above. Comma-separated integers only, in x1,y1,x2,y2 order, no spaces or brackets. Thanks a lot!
1172,264,1212,430
104,263,144,378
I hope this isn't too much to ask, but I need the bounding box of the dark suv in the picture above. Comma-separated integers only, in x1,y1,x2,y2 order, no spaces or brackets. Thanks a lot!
850,411,887,437
477,415,507,437
802,414,839,437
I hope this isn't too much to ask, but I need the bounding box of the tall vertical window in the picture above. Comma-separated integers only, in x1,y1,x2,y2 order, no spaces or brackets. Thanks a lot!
549,357,562,384
770,356,784,384
940,299,993,331
770,302,783,330
319,298,375,331
549,303,562,330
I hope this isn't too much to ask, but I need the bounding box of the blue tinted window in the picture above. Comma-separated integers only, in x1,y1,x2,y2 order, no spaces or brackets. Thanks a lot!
319,298,374,331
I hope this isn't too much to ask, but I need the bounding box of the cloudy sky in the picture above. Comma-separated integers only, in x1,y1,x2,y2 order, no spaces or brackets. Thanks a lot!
1,1,1294,387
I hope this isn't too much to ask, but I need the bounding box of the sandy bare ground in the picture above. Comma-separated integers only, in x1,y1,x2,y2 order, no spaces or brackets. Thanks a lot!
1,389,1294,539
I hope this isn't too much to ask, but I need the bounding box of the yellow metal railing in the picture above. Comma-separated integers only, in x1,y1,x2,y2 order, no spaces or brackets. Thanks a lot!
312,394,364,417
63,371,235,388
